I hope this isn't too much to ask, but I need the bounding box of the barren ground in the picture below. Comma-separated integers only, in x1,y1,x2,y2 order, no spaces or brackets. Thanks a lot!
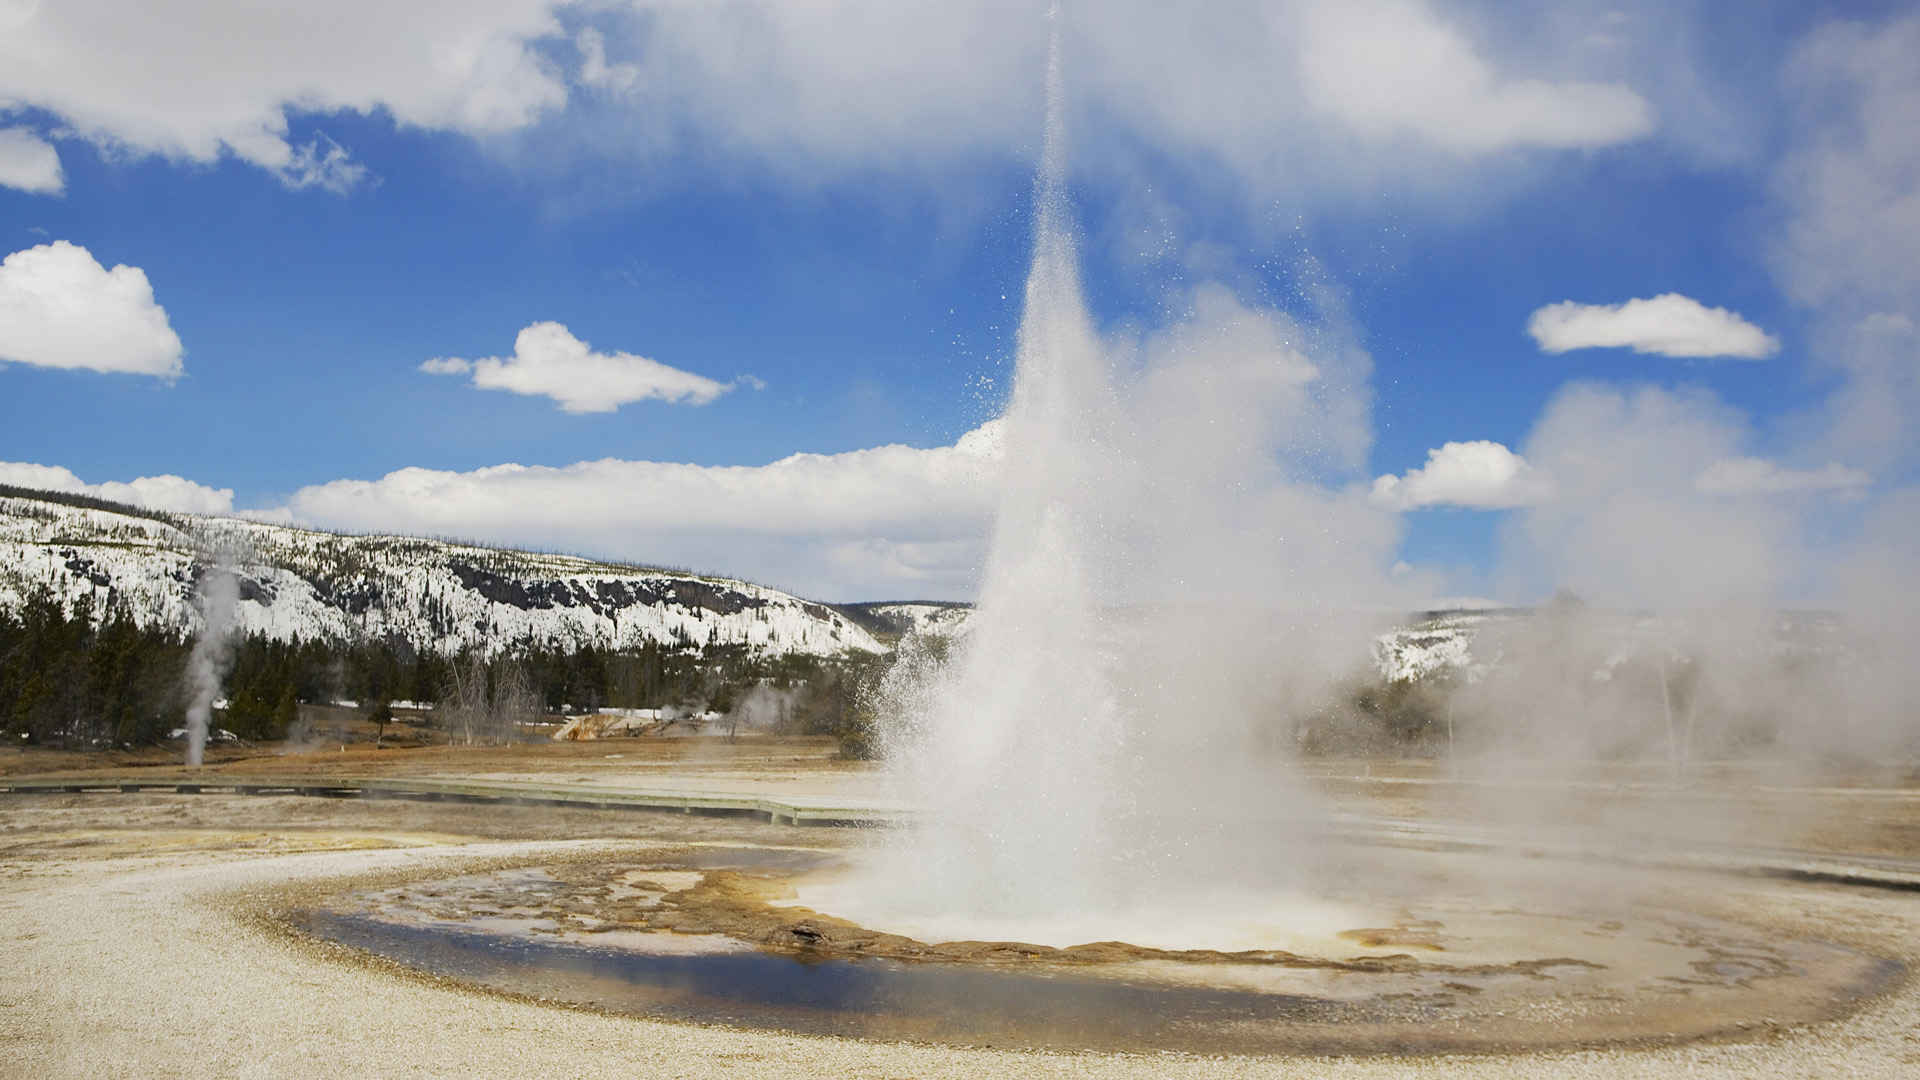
3,738,1919,1078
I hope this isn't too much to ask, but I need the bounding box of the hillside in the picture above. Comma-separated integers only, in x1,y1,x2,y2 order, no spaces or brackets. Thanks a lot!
0,487,883,657
835,601,974,642
14,482,1837,686
1370,606,1844,684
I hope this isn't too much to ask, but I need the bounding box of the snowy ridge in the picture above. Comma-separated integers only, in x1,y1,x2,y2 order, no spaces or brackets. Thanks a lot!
1372,612,1504,682
1371,608,1843,684
0,491,883,656
839,601,974,640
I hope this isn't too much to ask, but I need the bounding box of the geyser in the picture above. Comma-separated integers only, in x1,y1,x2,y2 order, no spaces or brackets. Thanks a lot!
182,548,240,767
807,9,1337,947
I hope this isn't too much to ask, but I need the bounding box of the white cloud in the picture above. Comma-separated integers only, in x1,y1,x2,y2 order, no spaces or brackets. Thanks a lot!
1695,458,1870,496
0,1,1671,203
0,461,234,515
1371,440,1549,510
422,321,736,413
1527,294,1780,359
278,421,1006,599
1292,0,1653,153
277,133,371,195
0,1,568,191
0,241,183,377
825,537,985,589
0,127,63,194
611,0,1656,198
418,356,467,376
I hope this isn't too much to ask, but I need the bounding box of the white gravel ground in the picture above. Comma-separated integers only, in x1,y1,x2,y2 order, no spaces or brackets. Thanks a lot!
3,812,1920,1078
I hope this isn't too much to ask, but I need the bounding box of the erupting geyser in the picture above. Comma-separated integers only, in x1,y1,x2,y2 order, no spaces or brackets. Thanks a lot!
182,557,239,767
801,7,1335,948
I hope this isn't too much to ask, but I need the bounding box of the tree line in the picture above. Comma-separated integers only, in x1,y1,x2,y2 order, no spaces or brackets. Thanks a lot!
1,588,886,754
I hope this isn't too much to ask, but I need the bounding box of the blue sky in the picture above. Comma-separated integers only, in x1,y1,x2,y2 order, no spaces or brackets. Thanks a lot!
2,1,1916,606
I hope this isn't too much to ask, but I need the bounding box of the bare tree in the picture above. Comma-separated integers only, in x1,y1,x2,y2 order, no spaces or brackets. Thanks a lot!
438,652,540,746
488,661,540,743
440,652,489,746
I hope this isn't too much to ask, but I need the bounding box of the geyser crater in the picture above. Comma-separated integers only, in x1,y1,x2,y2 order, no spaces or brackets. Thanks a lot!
288,839,1901,1055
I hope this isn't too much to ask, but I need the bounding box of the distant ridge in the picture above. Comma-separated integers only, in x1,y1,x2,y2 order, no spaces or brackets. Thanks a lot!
0,486,884,657
834,601,974,641
0,482,184,528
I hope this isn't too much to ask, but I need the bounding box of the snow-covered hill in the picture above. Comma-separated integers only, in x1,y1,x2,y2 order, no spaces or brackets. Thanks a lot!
1371,611,1501,682
0,488,883,656
1371,607,1843,684
839,601,974,640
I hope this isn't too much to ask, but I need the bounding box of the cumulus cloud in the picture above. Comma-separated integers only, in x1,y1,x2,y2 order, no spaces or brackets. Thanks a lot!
279,421,1006,599
0,1,567,191
1527,294,1780,359
0,241,183,377
1695,458,1870,496
1371,440,1550,510
422,321,738,413
0,461,234,515
0,127,63,194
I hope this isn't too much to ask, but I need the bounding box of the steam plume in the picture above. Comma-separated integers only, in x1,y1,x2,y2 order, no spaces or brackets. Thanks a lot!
807,6,1408,946
183,543,243,767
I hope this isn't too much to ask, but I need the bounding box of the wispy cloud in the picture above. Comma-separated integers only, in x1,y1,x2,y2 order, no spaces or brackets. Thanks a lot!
1695,458,1870,496
1293,0,1652,153
1771,12,1920,473
0,127,63,195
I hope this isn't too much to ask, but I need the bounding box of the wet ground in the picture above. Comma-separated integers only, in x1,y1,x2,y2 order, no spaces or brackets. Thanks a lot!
5,747,1920,1076
286,839,1902,1054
